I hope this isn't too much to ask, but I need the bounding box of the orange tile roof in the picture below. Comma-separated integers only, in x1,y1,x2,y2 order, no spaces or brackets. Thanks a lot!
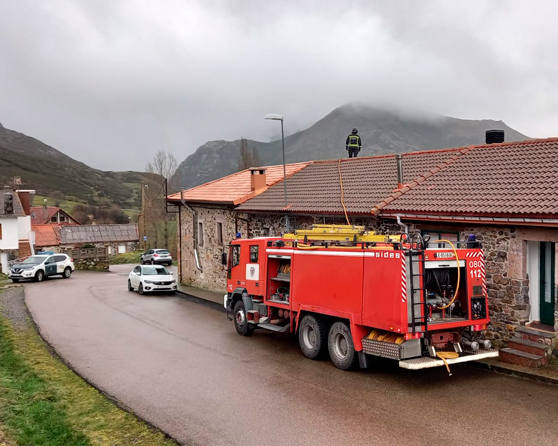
33,224,61,247
167,162,311,205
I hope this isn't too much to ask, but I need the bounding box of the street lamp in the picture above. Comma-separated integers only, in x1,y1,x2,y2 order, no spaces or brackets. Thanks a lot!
264,113,289,231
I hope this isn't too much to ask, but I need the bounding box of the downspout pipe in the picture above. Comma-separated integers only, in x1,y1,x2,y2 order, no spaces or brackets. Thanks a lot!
181,198,203,273
396,215,408,235
177,190,183,282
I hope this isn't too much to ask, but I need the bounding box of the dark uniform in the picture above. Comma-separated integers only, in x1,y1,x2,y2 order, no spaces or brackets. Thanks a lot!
346,128,362,158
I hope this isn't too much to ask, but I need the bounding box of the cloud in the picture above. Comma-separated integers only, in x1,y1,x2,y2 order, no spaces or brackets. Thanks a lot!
1,0,557,170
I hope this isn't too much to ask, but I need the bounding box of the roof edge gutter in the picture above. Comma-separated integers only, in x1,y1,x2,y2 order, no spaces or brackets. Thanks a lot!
381,212,558,227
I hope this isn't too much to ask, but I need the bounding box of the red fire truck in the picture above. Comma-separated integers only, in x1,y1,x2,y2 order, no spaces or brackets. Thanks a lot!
224,225,497,372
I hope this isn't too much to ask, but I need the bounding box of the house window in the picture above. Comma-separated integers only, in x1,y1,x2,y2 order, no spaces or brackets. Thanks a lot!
216,222,223,245
51,216,57,223
422,230,459,248
59,215,66,222
198,222,204,247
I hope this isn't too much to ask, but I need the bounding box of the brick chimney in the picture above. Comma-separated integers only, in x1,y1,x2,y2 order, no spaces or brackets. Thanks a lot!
16,189,35,215
250,168,267,194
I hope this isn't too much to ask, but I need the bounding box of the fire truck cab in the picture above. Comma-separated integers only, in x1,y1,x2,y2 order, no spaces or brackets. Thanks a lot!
224,225,497,372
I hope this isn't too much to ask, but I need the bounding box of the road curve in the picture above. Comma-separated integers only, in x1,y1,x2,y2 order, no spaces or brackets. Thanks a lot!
25,266,558,446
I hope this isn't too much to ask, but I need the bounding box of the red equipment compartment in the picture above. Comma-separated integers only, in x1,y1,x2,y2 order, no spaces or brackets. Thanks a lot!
362,250,408,333
290,249,364,321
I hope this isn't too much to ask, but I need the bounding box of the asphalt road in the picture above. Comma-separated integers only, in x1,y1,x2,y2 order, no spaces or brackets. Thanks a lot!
25,266,558,446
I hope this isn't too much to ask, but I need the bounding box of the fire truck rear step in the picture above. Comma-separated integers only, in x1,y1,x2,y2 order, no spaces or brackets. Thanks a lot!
398,349,498,370
258,322,290,333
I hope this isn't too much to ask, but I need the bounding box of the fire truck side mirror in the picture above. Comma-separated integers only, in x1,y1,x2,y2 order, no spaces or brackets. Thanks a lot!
221,252,228,265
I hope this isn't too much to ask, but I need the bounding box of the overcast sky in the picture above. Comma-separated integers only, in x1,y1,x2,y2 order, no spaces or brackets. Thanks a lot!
1,0,557,171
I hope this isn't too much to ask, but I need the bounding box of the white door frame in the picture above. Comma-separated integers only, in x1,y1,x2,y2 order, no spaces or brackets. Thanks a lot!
527,241,540,322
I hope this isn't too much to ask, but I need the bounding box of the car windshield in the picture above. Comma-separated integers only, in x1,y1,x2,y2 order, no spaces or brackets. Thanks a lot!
21,256,46,264
156,250,169,254
143,266,170,275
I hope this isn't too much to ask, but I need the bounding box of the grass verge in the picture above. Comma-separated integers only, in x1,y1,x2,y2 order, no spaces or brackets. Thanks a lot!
0,290,175,446
108,251,142,265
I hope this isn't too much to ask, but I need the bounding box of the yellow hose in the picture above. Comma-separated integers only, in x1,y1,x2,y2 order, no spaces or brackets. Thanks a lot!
431,239,460,310
338,159,351,225
436,351,459,376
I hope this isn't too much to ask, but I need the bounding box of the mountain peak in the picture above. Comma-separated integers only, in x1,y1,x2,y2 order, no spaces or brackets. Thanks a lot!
172,104,528,190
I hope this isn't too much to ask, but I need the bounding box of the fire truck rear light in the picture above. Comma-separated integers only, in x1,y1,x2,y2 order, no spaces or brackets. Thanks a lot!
405,333,422,340
471,324,486,332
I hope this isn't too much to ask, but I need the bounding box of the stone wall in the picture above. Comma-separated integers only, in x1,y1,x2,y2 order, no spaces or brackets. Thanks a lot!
175,204,558,342
178,205,236,292
73,257,109,271
458,226,558,345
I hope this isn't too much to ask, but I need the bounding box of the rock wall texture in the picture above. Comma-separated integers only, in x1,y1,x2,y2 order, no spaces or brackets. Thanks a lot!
74,257,109,271
176,205,558,342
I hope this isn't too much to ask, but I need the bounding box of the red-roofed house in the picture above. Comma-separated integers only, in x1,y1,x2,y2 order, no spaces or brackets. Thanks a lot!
170,135,558,351
167,162,311,291
33,224,62,250
30,206,80,225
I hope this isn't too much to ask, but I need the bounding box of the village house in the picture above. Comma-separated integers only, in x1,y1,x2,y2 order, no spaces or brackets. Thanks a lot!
59,223,139,254
30,205,81,225
166,163,310,287
0,189,34,273
169,135,558,352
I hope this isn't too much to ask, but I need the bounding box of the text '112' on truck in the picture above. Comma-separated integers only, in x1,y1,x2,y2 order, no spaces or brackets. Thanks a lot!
224,224,498,374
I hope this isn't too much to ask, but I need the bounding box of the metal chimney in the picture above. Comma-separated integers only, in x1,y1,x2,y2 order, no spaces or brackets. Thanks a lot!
396,154,404,189
485,130,504,144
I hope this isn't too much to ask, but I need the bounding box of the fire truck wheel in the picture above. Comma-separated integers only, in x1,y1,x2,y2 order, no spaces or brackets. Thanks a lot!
298,315,327,359
233,300,253,336
328,322,357,370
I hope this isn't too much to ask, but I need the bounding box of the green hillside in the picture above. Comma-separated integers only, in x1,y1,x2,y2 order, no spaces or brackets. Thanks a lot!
0,123,158,209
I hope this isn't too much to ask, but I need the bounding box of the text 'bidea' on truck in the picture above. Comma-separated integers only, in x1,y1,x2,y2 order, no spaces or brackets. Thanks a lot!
224,224,498,374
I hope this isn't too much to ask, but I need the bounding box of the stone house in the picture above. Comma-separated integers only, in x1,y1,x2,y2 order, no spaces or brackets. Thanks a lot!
59,224,139,254
166,163,310,288
170,137,558,346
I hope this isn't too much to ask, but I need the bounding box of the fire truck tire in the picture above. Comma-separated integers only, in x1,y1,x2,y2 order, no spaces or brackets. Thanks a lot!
298,314,327,359
328,321,357,370
233,300,253,336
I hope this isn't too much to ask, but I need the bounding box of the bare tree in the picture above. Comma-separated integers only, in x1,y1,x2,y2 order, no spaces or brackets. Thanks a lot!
143,150,178,252
238,138,260,170
146,150,178,179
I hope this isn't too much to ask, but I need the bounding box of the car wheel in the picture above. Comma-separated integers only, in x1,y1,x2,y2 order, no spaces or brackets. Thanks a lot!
128,280,133,292
63,267,72,279
138,283,145,295
11,279,19,283
298,314,328,360
233,300,253,336
35,270,44,282
328,321,357,370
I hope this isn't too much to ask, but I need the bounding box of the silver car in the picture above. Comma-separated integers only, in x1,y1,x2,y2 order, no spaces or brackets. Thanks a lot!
141,249,172,266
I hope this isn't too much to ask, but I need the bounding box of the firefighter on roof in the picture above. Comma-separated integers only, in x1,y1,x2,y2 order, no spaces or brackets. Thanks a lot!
345,128,362,158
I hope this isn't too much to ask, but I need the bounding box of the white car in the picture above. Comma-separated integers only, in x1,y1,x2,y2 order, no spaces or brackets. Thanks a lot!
141,249,173,266
128,264,177,295
9,253,75,282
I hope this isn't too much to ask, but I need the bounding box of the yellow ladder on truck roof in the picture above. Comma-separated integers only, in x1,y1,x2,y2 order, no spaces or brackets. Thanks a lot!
283,224,402,243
